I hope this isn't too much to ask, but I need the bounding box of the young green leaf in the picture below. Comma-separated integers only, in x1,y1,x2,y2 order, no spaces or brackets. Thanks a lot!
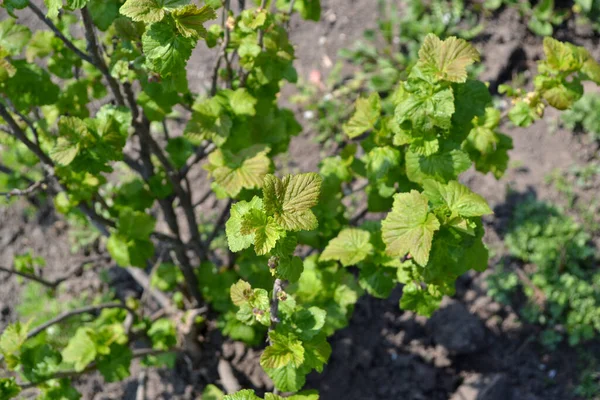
120,0,188,23
262,173,322,231
320,228,373,267
260,331,304,369
61,328,97,372
417,34,480,83
206,148,271,198
423,180,492,217
97,344,132,382
0,19,31,56
172,4,216,39
230,280,252,306
343,93,381,139
0,378,21,399
381,190,441,265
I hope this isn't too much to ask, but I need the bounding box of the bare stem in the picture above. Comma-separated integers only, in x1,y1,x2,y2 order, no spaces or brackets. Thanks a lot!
80,7,125,106
269,278,283,341
0,179,47,198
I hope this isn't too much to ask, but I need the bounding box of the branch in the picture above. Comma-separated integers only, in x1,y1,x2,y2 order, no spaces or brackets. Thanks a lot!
0,179,47,198
179,143,216,177
269,278,283,342
0,103,54,166
80,7,125,106
0,265,57,288
27,2,93,64
211,0,233,95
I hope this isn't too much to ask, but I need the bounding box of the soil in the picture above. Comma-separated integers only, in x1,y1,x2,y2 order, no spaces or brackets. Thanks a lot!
1,0,600,399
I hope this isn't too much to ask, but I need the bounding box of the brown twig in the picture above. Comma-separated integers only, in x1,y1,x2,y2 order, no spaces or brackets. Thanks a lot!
80,7,125,106
0,179,47,198
269,278,283,341
0,255,110,289
179,143,216,177
211,0,233,95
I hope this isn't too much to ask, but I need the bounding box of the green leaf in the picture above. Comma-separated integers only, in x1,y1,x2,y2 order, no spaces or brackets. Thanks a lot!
320,228,373,267
165,136,194,169
260,331,304,369
230,280,252,306
223,389,261,400
62,328,97,372
206,148,271,198
2,61,59,111
142,19,194,85
417,34,480,83
0,321,30,368
358,264,396,298
266,363,305,393
20,344,61,382
172,4,216,39
364,146,401,180
262,173,322,231
542,37,586,72
97,344,132,382
117,208,156,240
203,384,225,400
44,0,62,18
148,319,177,350
88,0,121,30
294,0,321,21
276,256,304,283
228,88,258,116
50,117,87,166
396,86,455,132
508,100,538,127
343,93,381,138
0,19,31,56
0,378,21,399
294,307,326,338
120,0,188,23
423,180,492,217
2,0,29,18
107,234,131,266
400,282,443,316
405,145,471,184
150,263,184,291
226,197,264,252
301,334,331,372
241,208,285,255
381,190,440,266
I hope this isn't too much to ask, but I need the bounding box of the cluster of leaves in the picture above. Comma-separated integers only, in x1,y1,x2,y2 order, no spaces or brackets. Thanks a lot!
292,0,485,150
502,37,600,126
488,197,600,347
